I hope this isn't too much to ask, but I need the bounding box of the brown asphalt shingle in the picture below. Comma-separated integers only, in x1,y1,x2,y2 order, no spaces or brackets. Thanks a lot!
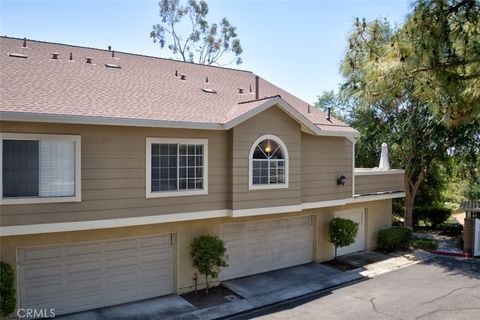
0,37,356,133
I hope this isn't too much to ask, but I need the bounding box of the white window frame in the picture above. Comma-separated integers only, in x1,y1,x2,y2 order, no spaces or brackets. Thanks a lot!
249,134,289,190
0,133,82,205
146,138,208,198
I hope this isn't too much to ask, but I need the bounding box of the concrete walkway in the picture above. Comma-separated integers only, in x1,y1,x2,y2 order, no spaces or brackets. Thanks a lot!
414,231,463,254
54,251,433,320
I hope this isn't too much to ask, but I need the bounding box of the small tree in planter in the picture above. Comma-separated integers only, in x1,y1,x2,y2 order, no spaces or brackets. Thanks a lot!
329,217,359,259
191,235,228,294
0,261,16,319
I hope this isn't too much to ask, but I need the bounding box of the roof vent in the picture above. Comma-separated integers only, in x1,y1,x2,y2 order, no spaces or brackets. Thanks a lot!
201,87,217,94
22,37,27,48
205,76,209,83
8,53,28,59
307,104,311,114
249,85,253,94
111,50,115,58
180,74,187,81
105,63,121,69
238,88,245,94
51,53,60,60
108,45,111,51
175,70,178,77
85,57,93,64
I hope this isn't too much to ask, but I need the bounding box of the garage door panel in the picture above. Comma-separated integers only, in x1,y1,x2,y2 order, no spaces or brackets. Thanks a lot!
24,264,62,280
21,247,62,262
67,260,102,275
18,234,175,317
221,216,313,280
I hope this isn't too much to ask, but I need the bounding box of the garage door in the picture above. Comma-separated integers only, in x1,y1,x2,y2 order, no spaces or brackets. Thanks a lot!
18,234,175,316
220,216,313,280
335,209,366,256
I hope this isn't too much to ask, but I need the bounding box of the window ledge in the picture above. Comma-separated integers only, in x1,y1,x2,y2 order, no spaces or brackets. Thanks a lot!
249,184,289,191
1,195,81,205
146,189,208,198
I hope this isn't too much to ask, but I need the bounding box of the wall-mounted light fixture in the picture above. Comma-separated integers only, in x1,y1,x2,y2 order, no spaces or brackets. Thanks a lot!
337,174,347,186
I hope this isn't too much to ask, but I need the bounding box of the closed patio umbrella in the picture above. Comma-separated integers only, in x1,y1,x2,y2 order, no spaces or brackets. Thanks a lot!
378,142,390,170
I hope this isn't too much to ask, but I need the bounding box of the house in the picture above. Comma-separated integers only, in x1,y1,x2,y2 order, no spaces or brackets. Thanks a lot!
0,36,405,317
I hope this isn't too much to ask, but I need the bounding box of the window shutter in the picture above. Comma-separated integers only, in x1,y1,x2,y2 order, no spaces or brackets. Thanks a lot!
39,140,75,197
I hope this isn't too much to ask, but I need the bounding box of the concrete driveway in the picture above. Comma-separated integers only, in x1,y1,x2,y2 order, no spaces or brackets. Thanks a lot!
231,256,480,320
223,263,363,308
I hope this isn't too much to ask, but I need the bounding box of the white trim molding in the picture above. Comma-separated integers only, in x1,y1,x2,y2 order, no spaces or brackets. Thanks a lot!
352,192,406,203
1,97,360,139
0,210,230,236
248,134,289,190
231,204,301,217
0,133,81,205
354,168,405,176
145,137,208,198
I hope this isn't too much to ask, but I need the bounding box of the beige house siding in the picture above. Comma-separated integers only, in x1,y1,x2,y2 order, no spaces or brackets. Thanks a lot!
231,107,302,210
0,200,392,298
0,121,231,226
313,199,392,261
355,173,404,195
301,134,353,203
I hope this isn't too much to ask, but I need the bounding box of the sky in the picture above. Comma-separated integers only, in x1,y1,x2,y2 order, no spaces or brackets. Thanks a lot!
0,0,412,104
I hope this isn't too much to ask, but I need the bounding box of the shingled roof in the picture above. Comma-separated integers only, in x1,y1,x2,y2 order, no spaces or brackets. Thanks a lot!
0,36,358,137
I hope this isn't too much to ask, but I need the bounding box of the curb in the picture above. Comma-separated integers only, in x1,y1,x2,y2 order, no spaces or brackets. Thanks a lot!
427,250,472,258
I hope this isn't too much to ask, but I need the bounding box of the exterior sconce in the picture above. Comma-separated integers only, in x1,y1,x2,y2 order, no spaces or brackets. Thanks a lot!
337,174,347,186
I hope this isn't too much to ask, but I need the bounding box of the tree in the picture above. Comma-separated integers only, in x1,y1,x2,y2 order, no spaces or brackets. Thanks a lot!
339,5,480,227
0,261,16,319
342,0,480,127
329,217,359,259
150,0,243,65
190,235,228,294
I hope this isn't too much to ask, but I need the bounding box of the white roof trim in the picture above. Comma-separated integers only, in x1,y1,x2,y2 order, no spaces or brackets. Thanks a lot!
0,112,224,130
1,98,359,138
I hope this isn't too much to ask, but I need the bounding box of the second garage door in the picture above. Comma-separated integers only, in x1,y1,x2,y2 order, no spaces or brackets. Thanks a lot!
18,234,175,317
220,216,314,280
335,209,366,256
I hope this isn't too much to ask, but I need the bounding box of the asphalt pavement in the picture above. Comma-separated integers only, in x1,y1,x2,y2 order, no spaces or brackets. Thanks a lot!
228,255,480,320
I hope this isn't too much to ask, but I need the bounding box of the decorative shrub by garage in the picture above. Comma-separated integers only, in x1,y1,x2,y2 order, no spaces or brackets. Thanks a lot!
329,217,359,258
0,261,16,319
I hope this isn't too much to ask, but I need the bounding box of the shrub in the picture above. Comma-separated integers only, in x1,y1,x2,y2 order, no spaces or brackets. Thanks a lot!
377,226,413,252
0,261,16,319
413,206,452,228
191,235,228,294
410,237,438,251
438,223,463,237
329,217,359,258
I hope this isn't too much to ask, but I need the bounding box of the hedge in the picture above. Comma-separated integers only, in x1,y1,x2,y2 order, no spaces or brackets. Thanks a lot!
413,206,452,227
377,226,413,252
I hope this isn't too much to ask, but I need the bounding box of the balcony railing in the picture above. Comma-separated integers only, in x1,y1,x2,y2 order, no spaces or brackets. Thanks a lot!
354,168,405,198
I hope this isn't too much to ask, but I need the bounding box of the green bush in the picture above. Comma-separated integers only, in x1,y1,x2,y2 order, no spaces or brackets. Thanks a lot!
438,223,463,237
0,261,16,319
377,226,413,252
329,217,359,258
413,206,452,228
191,235,228,294
464,182,480,200
410,237,438,251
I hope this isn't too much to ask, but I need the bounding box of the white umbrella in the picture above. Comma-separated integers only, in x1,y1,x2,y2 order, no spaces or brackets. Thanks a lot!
378,142,390,170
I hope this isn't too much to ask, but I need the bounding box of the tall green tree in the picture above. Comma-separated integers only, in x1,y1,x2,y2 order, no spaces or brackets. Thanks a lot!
336,1,480,226
150,0,243,65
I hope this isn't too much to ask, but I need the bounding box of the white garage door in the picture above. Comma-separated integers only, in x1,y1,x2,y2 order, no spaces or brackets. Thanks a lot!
220,216,313,280
335,209,366,256
18,234,175,316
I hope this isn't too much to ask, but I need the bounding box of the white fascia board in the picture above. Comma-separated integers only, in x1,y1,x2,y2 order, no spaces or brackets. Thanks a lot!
354,169,406,176
0,112,224,130
351,192,406,203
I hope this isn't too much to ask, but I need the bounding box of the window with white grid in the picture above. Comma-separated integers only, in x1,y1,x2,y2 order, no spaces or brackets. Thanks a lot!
147,138,208,197
249,135,288,189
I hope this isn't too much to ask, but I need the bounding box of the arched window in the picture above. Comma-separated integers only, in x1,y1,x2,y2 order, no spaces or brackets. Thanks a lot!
249,135,288,189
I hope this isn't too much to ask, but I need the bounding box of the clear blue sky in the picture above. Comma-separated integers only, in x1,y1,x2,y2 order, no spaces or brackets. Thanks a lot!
1,0,411,103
